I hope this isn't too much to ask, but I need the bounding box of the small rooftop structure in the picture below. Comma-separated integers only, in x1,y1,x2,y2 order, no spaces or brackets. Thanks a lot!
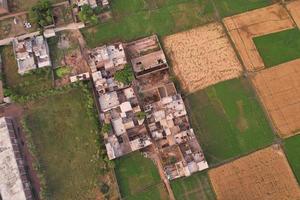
0,0,9,15
70,72,90,83
13,35,51,74
88,43,127,72
75,0,98,8
99,91,120,112
0,117,33,200
125,35,168,77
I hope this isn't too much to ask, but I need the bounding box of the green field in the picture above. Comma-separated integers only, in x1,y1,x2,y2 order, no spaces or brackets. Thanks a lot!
126,183,169,200
24,88,106,200
186,78,274,165
213,0,272,17
254,28,300,67
171,172,216,200
114,151,162,198
284,135,300,184
0,46,53,97
81,0,215,47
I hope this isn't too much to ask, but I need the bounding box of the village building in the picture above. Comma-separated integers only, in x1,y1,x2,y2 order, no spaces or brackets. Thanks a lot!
0,117,33,200
88,43,127,72
125,35,169,78
74,0,98,8
0,0,9,15
13,36,51,75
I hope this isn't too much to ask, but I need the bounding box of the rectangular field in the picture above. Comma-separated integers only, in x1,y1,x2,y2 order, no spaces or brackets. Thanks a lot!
213,0,272,17
171,172,216,200
163,22,242,93
254,28,300,67
223,4,295,71
251,59,300,138
284,135,300,184
81,0,215,47
126,183,169,200
186,78,274,165
209,146,300,200
287,0,300,28
114,151,162,198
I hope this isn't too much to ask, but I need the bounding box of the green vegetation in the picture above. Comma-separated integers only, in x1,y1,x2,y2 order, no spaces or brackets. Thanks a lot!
127,183,169,200
254,28,300,67
171,172,216,200
213,0,272,17
284,135,300,184
114,64,134,85
136,111,146,120
30,0,54,27
78,4,99,25
0,46,53,97
114,151,161,197
101,123,112,134
55,66,71,78
81,0,215,47
24,86,108,199
186,78,274,165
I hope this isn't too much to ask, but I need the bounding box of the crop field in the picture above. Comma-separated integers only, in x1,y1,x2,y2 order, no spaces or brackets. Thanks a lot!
254,28,300,67
284,135,300,184
186,78,274,165
212,0,272,17
251,59,300,138
163,22,242,93
223,4,295,71
24,88,118,200
126,183,169,200
114,151,162,198
209,146,300,200
0,46,53,97
81,0,215,47
287,0,300,28
171,172,216,200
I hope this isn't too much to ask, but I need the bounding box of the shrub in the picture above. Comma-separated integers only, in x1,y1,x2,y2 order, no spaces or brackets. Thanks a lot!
78,5,99,25
55,66,71,78
30,0,54,27
114,64,134,85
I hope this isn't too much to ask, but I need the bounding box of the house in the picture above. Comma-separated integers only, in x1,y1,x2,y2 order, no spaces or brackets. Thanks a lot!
125,35,169,78
88,43,127,72
13,36,52,74
75,0,98,8
100,0,109,7
0,0,9,15
0,117,33,200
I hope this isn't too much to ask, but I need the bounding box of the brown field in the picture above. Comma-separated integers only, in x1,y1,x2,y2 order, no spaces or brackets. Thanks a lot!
163,22,242,93
223,4,295,72
251,59,300,138
287,0,300,28
209,146,300,200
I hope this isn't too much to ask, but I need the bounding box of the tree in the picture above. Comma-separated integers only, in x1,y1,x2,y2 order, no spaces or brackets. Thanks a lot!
136,111,146,120
114,64,134,85
30,0,53,27
78,5,99,25
101,123,112,134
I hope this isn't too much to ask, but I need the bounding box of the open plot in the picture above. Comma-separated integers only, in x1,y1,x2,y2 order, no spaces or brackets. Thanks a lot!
163,22,242,93
287,0,300,28
284,135,300,184
24,88,119,200
254,28,300,67
251,59,300,138
126,183,169,200
223,4,295,71
114,151,161,198
171,172,216,200
213,0,272,17
209,146,300,200
81,0,215,47
186,78,274,164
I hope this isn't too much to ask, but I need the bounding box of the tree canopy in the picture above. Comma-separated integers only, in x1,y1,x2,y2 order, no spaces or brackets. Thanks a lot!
78,5,99,25
114,64,134,85
30,0,53,27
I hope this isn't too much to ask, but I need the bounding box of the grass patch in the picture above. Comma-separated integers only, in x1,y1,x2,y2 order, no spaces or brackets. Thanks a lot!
212,0,272,17
81,0,215,47
55,66,71,78
186,78,274,165
24,87,105,199
254,28,300,67
114,151,161,197
171,172,216,200
284,135,300,184
126,183,169,200
0,46,53,96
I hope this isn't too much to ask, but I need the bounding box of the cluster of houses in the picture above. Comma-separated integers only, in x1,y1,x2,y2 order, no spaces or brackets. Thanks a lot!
87,35,208,180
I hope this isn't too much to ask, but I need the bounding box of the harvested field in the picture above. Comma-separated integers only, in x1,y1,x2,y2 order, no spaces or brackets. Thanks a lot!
251,59,300,138
209,146,300,200
223,4,295,71
163,22,242,92
287,0,300,28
